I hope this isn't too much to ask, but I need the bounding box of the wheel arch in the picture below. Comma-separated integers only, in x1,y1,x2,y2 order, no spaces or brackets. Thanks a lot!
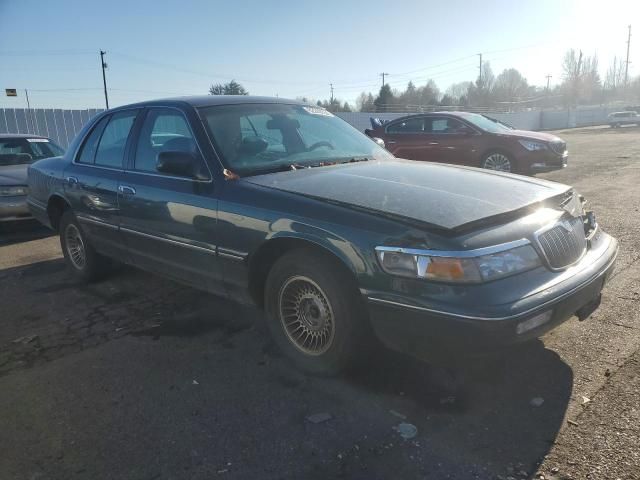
46,194,72,232
247,234,363,308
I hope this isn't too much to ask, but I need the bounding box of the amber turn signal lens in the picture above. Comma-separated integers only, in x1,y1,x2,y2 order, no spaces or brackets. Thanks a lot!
426,258,466,280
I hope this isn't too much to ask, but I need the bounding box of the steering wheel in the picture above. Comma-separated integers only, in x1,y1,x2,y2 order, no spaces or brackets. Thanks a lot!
307,141,335,151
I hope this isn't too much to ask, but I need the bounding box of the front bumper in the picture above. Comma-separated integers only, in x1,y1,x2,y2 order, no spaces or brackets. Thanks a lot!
0,195,32,222
529,151,568,173
365,233,618,361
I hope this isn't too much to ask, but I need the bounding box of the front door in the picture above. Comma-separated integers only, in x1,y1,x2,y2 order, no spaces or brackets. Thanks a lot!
424,116,478,165
117,107,224,295
63,109,139,258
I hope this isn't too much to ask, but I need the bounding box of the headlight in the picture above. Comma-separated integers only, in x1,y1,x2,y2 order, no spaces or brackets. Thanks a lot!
518,139,548,151
0,186,28,196
375,243,540,283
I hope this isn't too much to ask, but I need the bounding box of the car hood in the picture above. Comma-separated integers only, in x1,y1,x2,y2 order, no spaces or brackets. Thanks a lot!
496,129,564,143
0,164,28,186
245,159,570,231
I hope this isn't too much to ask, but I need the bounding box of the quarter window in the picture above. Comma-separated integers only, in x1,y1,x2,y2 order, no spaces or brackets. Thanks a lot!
77,116,109,164
134,108,205,176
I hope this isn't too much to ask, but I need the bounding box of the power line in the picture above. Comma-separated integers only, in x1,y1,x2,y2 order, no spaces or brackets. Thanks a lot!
0,49,95,56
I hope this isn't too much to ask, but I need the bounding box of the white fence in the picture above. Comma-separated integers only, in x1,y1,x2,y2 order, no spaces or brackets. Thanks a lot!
0,108,104,148
337,105,622,133
0,104,623,150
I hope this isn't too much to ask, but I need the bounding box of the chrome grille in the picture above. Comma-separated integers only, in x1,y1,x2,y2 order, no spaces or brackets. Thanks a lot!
550,141,567,155
536,216,587,269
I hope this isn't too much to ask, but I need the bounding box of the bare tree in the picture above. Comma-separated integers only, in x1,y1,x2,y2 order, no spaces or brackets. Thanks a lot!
605,57,626,90
493,68,529,103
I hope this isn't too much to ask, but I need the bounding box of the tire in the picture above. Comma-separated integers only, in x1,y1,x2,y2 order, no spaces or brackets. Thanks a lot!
481,151,516,173
59,210,110,282
264,248,370,375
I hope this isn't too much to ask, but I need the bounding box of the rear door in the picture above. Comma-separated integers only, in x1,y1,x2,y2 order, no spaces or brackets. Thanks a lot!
117,107,224,295
382,116,436,161
63,109,139,258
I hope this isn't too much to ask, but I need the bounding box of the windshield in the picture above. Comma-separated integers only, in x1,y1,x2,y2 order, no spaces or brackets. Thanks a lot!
199,103,393,176
0,138,65,166
459,113,514,133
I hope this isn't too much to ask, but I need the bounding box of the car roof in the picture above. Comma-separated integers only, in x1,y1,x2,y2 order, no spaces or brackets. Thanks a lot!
109,95,309,111
0,133,48,139
385,111,478,122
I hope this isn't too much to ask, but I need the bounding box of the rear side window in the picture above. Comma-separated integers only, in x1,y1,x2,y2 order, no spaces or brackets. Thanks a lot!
77,116,109,164
94,111,139,168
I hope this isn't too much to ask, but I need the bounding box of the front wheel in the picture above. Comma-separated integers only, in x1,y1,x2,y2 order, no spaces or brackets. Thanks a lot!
59,211,110,282
481,152,515,173
264,249,370,375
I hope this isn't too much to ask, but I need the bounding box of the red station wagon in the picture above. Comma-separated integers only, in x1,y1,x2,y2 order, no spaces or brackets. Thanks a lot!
365,112,568,175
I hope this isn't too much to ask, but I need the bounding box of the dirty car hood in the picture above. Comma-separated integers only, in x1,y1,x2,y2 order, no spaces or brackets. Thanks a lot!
245,159,570,231
0,164,28,186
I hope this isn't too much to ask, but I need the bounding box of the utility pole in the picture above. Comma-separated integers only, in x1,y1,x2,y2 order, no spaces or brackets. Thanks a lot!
24,89,34,134
478,53,483,86
545,75,552,91
380,72,389,87
100,50,109,109
624,24,631,86
329,83,334,103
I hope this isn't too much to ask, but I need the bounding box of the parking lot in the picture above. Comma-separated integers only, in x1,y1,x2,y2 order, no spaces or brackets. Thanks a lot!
1,126,639,480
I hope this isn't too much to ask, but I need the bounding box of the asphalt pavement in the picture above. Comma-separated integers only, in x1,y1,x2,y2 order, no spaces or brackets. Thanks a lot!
1,126,639,480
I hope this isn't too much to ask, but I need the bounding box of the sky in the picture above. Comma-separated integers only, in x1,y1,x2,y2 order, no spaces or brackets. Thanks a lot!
0,0,638,109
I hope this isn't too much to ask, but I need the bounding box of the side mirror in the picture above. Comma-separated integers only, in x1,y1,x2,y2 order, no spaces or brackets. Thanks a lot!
372,137,386,148
157,151,207,180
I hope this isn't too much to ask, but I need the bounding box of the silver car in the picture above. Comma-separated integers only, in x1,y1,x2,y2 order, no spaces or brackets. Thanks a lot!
1,134,64,222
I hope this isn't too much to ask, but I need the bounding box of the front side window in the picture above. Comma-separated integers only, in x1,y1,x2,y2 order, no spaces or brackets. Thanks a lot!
386,117,425,134
199,103,393,176
93,110,138,168
134,108,204,175
427,117,467,134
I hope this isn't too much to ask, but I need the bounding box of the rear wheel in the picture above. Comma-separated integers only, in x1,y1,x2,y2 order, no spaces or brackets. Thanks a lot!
59,211,110,282
264,249,370,375
481,151,515,173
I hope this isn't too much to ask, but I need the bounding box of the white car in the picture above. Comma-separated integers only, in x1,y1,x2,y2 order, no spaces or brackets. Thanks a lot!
608,111,639,128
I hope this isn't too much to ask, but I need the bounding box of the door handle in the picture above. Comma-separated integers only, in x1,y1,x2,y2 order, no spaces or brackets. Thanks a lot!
118,185,136,195
387,140,397,145
66,176,78,185
428,142,439,146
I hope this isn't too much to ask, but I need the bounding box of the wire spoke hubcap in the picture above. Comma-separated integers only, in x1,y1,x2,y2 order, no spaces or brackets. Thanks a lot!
278,276,335,356
483,153,512,172
65,223,86,270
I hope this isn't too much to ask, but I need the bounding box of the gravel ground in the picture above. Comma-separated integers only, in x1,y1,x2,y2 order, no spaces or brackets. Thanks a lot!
0,126,639,480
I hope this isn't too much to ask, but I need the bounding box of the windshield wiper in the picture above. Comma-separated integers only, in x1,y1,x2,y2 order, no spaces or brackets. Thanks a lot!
345,156,370,163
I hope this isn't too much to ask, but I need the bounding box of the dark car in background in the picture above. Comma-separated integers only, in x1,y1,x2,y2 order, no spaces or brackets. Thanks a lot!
365,112,568,174
27,97,616,374
0,134,64,222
